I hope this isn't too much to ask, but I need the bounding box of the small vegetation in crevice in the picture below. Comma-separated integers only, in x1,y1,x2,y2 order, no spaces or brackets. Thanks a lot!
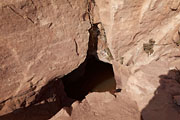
143,39,155,55
120,57,124,65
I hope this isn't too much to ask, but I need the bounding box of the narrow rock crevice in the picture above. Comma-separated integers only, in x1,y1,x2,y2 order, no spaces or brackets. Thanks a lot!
73,39,79,56
6,4,36,24
60,0,117,101
0,0,117,119
88,23,100,56
86,0,114,62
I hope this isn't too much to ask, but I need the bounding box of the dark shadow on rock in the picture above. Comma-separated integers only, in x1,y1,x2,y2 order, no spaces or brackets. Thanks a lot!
141,69,180,120
88,23,100,56
0,79,74,120
31,78,74,107
62,56,116,100
0,102,61,120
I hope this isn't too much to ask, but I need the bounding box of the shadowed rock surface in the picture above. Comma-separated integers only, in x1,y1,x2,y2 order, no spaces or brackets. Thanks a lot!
0,79,74,120
141,70,180,120
62,56,116,100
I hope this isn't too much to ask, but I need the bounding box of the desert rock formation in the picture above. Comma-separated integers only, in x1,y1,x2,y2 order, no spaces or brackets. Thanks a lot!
0,0,89,115
1,0,180,120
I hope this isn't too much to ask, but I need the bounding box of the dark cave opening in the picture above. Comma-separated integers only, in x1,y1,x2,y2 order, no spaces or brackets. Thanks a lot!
0,57,118,120
62,56,117,100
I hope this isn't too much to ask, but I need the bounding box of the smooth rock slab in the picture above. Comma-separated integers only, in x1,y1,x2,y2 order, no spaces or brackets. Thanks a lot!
0,0,90,115
50,92,140,120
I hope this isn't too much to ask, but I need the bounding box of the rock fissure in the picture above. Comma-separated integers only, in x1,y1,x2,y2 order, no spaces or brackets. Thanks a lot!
86,0,114,62
86,0,95,26
7,5,35,24
58,0,116,106
73,39,79,56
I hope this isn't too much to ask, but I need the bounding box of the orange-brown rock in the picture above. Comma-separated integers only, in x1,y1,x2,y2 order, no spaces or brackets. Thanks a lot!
50,91,140,120
92,0,180,119
0,0,90,115
1,0,180,120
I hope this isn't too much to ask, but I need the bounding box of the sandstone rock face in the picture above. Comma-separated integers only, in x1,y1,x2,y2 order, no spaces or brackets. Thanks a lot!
92,0,180,119
1,0,180,120
93,0,180,82
0,80,74,120
0,0,90,115
50,92,140,120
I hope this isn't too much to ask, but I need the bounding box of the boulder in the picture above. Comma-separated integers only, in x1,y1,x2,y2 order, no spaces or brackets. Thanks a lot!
0,0,90,115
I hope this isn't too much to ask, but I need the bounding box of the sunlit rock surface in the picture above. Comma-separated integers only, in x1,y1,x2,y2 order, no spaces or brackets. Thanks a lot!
50,92,140,120
1,0,180,120
93,0,180,119
0,0,89,115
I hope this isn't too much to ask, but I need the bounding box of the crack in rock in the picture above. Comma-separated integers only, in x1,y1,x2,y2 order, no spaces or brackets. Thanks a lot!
7,5,35,24
73,39,79,56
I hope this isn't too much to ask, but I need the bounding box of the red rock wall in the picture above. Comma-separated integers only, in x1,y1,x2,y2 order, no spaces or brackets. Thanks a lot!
0,0,90,115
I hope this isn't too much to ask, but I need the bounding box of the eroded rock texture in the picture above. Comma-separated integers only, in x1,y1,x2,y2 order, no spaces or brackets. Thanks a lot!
51,0,180,119
50,92,140,120
0,0,90,115
92,0,180,119
1,0,180,120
